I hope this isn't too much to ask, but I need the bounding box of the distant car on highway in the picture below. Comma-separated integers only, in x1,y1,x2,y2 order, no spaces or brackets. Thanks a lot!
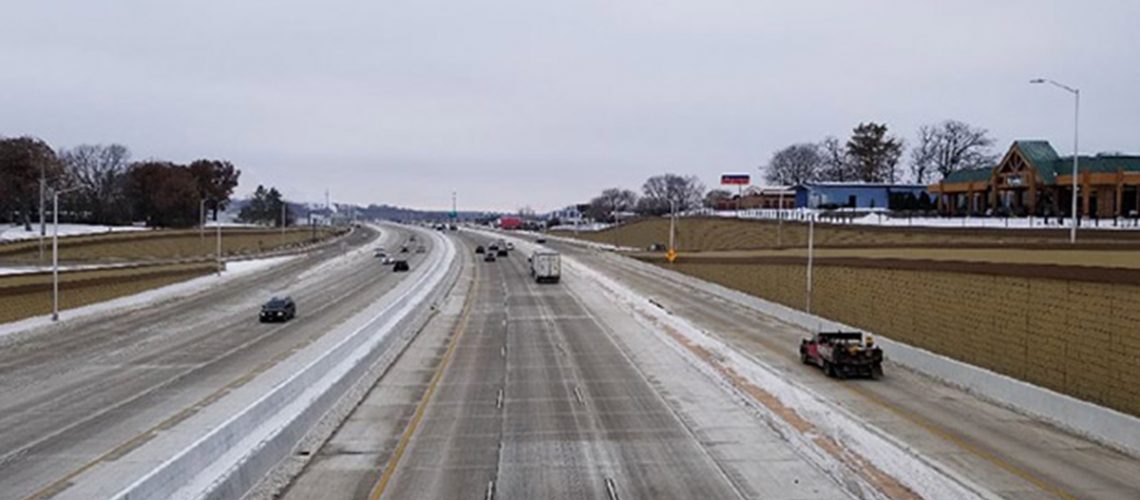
393,259,410,272
496,247,508,257
373,247,387,258
475,245,485,254
380,256,394,265
400,246,409,253
535,237,547,244
260,296,296,322
483,252,497,262
488,243,499,253
506,242,514,250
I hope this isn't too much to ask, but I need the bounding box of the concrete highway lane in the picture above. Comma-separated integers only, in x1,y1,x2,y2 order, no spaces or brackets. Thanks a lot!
537,236,1140,500
288,233,853,499
376,234,744,499
0,225,429,500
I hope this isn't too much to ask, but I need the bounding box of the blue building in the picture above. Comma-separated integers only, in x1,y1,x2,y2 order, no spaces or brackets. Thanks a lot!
793,182,930,210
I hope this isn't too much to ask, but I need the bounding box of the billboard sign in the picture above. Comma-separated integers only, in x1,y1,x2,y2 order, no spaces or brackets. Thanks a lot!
720,173,750,185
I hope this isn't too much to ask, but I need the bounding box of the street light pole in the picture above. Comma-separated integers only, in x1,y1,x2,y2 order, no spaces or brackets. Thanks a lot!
216,218,222,276
805,190,815,318
51,186,80,321
1030,78,1080,243
669,198,677,253
200,198,206,240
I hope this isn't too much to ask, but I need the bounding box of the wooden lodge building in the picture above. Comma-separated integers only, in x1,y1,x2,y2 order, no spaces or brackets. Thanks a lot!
929,141,1140,218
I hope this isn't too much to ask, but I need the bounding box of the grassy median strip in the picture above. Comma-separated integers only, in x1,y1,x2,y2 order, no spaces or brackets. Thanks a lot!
0,262,218,324
0,227,341,264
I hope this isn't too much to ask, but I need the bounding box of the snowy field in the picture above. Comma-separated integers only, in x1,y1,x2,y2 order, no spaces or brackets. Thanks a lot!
0,223,148,242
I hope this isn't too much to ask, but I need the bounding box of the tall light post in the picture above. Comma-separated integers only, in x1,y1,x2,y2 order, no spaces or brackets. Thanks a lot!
668,198,677,254
51,186,81,321
200,198,207,240
805,187,816,317
1030,78,1080,243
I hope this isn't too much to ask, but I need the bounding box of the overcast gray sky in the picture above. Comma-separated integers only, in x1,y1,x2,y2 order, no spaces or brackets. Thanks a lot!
2,1,1138,212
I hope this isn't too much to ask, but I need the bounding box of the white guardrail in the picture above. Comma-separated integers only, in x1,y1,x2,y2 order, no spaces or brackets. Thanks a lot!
61,225,458,500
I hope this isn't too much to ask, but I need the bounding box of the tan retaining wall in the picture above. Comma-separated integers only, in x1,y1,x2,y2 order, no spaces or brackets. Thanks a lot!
660,260,1140,417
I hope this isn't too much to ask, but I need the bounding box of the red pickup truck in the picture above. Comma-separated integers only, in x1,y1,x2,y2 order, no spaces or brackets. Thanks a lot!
800,331,883,379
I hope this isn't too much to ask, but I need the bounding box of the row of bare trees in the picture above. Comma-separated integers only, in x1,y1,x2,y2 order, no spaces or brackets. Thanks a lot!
0,135,241,230
583,174,706,222
763,120,997,185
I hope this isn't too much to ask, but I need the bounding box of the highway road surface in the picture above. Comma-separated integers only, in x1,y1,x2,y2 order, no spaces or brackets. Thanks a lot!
284,232,858,499
532,234,1140,500
0,225,430,500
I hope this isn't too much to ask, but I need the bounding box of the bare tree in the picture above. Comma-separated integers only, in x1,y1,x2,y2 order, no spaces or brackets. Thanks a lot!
588,187,638,221
910,120,998,184
764,143,822,185
847,122,904,183
703,189,732,208
0,136,61,230
818,136,857,182
640,174,705,215
60,144,131,224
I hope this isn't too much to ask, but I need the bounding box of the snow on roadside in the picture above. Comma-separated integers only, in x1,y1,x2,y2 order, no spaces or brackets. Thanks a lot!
517,230,639,252
0,255,297,342
0,223,147,242
564,255,996,500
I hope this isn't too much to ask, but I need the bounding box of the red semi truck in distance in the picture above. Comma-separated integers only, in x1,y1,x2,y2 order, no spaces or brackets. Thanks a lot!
499,216,522,230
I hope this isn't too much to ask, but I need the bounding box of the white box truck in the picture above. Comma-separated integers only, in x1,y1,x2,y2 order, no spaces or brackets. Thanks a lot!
529,250,561,283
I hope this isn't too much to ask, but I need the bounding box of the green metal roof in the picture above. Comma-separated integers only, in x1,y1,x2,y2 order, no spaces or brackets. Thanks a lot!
942,167,991,184
1047,155,1140,177
1013,141,1059,182
936,141,1140,186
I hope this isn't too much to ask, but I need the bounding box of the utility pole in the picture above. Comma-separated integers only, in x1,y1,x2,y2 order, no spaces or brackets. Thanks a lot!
281,200,287,246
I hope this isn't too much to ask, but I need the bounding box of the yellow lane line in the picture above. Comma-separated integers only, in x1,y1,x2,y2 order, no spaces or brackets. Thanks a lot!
368,261,480,500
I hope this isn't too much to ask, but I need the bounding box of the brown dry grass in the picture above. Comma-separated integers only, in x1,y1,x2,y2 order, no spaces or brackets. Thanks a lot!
0,262,218,324
0,227,340,264
555,217,1140,252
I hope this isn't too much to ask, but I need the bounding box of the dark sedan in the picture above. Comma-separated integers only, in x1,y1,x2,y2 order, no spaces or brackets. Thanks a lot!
260,296,296,322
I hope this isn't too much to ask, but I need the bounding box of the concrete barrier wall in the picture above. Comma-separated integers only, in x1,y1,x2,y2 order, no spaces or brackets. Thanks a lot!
107,227,458,500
